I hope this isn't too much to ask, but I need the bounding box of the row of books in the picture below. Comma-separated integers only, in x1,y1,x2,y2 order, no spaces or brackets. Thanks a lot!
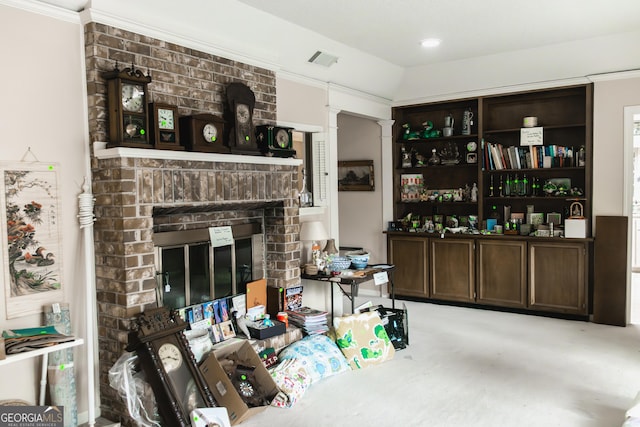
483,141,581,170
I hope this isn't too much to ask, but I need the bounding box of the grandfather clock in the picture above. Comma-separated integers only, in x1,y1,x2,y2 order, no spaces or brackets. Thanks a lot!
127,307,217,426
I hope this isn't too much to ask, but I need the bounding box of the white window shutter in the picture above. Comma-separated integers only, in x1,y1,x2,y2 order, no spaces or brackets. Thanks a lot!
312,132,328,206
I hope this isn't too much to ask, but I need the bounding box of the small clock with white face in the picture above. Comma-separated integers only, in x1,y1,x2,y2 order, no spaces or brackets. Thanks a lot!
202,123,218,143
158,108,175,130
149,103,182,150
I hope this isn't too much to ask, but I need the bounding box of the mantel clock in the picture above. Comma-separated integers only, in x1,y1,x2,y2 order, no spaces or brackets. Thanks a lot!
127,307,217,426
256,125,296,158
149,103,183,151
225,82,260,155
103,63,153,148
179,113,230,153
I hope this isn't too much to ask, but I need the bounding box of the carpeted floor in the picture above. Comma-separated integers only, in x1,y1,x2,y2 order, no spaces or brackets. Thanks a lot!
239,296,640,427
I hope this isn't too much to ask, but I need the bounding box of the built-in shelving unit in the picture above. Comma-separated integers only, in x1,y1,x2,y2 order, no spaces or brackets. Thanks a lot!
388,84,593,318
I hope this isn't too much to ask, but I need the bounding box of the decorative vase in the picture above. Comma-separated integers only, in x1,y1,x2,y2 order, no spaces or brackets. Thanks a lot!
323,238,338,255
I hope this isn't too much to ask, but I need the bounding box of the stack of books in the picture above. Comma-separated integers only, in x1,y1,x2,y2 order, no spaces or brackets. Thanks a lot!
286,306,329,335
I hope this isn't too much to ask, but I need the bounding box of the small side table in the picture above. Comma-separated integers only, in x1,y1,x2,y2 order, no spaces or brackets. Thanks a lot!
302,264,395,318
0,338,84,405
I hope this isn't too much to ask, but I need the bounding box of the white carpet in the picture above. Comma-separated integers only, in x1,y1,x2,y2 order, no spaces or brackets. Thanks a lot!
241,298,640,427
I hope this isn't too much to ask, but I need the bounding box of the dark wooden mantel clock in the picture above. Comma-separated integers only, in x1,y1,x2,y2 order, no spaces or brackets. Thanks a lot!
103,62,152,148
127,307,217,426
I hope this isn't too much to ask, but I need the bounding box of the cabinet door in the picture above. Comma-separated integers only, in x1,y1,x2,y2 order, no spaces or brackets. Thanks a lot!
528,241,587,315
477,239,527,308
388,236,429,297
430,238,474,302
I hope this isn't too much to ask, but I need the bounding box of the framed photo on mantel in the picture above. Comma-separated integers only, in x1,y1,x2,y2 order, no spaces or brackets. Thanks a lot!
338,160,375,191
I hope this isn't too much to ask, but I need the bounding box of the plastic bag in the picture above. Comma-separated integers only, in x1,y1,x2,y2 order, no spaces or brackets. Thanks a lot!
108,351,161,427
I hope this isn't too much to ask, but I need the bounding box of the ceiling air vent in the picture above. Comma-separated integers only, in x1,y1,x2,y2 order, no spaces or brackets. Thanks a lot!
308,51,338,67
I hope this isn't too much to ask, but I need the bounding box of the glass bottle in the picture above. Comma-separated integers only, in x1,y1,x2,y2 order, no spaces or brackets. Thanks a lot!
428,148,441,166
522,174,529,196
489,174,494,197
504,174,511,196
513,174,520,196
299,168,312,207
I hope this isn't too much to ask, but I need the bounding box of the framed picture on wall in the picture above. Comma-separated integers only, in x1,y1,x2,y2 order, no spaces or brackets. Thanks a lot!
338,160,374,191
1,162,64,319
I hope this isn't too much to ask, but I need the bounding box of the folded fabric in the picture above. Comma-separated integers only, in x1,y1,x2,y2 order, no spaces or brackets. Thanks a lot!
3,326,74,354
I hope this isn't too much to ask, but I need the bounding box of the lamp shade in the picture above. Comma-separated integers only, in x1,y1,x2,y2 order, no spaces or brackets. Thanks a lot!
300,220,329,241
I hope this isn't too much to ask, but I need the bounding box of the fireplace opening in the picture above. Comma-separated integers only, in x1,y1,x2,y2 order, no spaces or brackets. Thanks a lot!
153,223,264,310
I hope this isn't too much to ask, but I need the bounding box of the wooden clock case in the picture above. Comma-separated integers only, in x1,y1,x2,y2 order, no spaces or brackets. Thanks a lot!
103,63,152,149
127,307,217,426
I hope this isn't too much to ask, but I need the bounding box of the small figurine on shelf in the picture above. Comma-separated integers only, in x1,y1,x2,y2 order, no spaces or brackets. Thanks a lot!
401,146,413,168
471,183,478,202
428,148,441,166
421,120,440,138
402,123,421,140
439,141,460,165
415,151,428,167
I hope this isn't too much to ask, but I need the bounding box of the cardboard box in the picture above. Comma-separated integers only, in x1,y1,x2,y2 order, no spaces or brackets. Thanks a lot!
200,339,279,425
252,325,303,353
246,320,286,340
565,218,587,238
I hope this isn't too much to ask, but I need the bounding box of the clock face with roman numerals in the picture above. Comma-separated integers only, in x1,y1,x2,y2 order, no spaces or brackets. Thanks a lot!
121,83,145,113
158,342,183,372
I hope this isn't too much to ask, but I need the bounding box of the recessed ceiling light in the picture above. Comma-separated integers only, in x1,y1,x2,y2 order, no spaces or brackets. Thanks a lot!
421,38,441,48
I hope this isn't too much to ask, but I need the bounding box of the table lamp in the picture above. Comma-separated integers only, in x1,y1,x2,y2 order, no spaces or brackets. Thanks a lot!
300,220,329,264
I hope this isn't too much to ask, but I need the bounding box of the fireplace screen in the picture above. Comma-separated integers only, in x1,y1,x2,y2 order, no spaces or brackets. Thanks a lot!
154,224,263,309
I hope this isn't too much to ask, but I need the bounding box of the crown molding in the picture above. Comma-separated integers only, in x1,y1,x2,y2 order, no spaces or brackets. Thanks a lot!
393,77,592,107
587,69,640,82
1,0,81,23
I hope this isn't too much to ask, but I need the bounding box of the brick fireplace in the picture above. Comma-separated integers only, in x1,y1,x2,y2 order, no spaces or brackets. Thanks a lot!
83,21,303,421
92,147,302,421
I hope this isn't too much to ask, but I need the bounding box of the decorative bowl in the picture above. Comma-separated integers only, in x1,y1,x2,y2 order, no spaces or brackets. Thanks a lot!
346,250,370,269
328,256,352,272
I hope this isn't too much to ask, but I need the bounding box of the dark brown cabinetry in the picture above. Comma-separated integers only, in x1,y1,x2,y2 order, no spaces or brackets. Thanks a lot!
477,239,527,308
529,241,588,315
430,238,474,302
388,84,593,318
388,235,429,298
387,233,590,317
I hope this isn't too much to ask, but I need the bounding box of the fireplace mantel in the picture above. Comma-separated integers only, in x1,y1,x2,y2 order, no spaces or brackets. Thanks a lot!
93,141,303,166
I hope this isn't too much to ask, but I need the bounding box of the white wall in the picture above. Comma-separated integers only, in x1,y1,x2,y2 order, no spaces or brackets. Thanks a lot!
0,2,92,419
592,75,640,219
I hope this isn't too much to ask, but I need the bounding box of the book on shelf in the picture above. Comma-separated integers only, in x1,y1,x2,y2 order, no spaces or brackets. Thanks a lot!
484,141,576,170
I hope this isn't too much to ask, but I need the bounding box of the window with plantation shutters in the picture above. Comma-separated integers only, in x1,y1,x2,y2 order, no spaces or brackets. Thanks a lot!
311,132,328,206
